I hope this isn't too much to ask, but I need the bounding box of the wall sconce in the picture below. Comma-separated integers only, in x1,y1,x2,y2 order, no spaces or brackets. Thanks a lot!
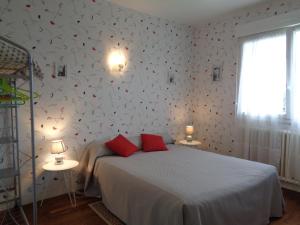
108,49,127,73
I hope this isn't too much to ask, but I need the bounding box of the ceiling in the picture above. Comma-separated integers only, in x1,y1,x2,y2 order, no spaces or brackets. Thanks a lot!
108,0,268,24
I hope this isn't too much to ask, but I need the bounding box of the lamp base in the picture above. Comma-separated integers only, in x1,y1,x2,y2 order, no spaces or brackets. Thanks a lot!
186,135,193,142
54,155,64,165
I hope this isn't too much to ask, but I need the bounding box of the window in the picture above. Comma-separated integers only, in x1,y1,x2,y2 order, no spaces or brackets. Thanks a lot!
237,26,300,123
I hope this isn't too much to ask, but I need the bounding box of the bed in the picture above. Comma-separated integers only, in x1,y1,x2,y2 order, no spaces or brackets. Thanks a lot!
79,135,284,225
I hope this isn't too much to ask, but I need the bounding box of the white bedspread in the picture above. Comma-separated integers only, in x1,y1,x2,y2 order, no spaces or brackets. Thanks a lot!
82,144,284,225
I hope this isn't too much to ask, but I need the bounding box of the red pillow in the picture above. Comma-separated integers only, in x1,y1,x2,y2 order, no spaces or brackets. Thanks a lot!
141,134,168,152
105,134,138,157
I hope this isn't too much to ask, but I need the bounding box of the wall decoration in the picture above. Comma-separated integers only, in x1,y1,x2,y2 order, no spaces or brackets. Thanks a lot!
168,71,176,85
57,65,67,77
212,65,222,81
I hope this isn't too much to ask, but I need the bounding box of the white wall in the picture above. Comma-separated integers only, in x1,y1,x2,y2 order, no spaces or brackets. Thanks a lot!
0,0,193,204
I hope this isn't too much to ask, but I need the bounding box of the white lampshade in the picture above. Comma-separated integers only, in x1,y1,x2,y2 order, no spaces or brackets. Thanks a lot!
185,125,194,135
51,140,65,154
108,49,127,72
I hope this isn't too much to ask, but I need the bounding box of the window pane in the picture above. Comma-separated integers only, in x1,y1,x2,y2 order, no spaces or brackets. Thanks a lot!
238,32,286,117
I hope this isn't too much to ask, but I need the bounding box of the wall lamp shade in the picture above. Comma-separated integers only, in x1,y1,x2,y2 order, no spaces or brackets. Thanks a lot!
51,140,66,165
185,125,194,142
108,50,127,73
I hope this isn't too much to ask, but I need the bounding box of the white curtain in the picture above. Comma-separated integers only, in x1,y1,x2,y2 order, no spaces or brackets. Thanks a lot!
290,28,300,130
238,31,287,120
241,128,283,169
237,28,300,182
284,28,300,181
237,31,287,169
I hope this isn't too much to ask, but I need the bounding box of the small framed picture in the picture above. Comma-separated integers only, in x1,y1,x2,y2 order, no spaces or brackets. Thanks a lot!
168,71,176,85
212,65,222,81
57,65,67,77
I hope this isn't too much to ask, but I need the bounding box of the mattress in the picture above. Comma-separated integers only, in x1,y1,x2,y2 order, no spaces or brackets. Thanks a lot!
80,143,284,225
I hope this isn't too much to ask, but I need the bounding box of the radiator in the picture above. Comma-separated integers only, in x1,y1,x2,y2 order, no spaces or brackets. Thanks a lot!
279,132,300,191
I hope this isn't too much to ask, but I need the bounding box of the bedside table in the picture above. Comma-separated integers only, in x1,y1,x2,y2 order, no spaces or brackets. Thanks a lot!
41,160,79,207
179,140,201,146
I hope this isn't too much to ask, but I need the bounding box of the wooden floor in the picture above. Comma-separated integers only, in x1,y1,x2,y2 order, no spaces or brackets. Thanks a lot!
23,189,300,225
271,189,300,225
24,194,105,225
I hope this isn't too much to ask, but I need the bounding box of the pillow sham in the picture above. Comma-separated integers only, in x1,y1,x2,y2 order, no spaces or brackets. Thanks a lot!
105,134,138,157
141,133,168,152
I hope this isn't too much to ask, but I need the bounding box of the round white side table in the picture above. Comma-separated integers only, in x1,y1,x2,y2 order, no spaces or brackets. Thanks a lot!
41,160,79,207
179,140,201,146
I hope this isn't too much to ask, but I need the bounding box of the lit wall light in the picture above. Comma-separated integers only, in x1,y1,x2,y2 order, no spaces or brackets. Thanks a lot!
107,49,127,73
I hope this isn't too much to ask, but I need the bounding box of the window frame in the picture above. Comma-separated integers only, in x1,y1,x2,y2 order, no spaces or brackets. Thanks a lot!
236,25,300,122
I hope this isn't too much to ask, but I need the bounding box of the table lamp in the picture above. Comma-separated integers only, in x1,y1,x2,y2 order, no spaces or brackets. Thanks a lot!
186,125,194,142
51,139,66,165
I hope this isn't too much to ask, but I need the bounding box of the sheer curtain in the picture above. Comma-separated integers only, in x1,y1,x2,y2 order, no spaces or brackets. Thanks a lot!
237,27,300,182
238,31,287,120
284,28,300,181
237,31,287,169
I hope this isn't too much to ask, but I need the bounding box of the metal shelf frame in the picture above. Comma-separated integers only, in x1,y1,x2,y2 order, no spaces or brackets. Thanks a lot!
0,168,18,179
0,36,37,225
0,137,17,144
0,74,27,79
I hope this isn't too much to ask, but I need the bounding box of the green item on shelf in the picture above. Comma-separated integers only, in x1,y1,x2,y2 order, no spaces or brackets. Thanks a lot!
0,78,39,105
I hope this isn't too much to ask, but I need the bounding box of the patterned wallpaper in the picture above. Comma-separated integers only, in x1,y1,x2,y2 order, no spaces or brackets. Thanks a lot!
190,0,300,157
0,0,193,204
1,0,300,205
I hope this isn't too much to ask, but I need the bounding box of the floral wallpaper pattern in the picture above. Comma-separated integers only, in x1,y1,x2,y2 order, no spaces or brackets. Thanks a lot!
190,0,300,157
1,0,300,205
0,0,193,204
